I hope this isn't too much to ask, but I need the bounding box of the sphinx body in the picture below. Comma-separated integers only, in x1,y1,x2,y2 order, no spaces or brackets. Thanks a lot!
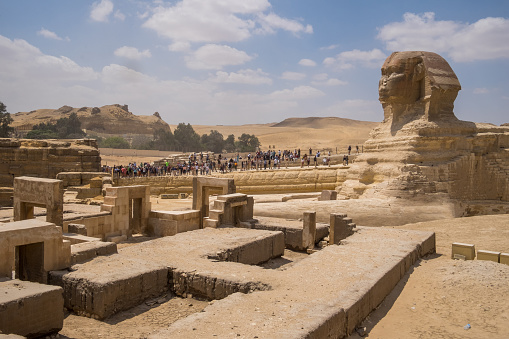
339,51,509,211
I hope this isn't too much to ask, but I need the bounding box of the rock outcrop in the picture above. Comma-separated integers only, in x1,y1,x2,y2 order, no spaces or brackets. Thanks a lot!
11,104,172,136
339,51,509,208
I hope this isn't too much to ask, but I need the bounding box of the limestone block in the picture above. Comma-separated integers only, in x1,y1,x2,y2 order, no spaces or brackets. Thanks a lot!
329,213,352,245
71,241,117,264
302,211,317,250
319,190,338,201
51,261,168,319
0,279,63,338
148,218,178,237
477,250,500,263
500,253,509,265
63,233,100,245
68,223,87,235
89,177,103,189
451,242,475,260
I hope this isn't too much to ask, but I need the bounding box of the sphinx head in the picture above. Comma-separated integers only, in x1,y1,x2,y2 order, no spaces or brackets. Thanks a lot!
379,51,461,123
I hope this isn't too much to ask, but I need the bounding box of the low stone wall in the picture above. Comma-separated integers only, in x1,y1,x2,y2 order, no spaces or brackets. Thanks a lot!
147,210,200,237
0,138,101,187
115,167,348,195
56,172,111,187
63,212,115,240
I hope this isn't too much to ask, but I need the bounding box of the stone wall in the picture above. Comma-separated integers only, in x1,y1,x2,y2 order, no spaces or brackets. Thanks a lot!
0,138,101,187
115,167,347,195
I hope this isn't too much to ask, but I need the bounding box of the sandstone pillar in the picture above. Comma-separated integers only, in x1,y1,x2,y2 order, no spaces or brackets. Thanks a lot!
329,213,352,245
302,211,316,250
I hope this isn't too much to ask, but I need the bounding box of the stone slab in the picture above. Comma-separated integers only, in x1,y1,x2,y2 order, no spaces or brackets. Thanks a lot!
0,279,63,338
244,216,329,251
477,250,500,263
71,241,117,264
63,233,100,245
452,242,475,260
50,228,284,318
148,226,435,339
49,260,169,319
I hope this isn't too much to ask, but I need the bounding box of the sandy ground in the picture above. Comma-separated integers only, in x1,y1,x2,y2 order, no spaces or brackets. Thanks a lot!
50,196,509,339
349,215,509,339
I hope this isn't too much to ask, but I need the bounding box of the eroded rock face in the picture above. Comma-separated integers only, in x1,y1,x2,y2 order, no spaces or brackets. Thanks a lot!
340,51,509,206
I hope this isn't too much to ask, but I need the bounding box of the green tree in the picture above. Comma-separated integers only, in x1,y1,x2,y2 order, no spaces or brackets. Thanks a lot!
174,123,201,152
150,128,176,151
0,101,14,137
27,112,85,139
131,134,154,150
224,134,236,153
201,130,224,153
235,133,260,152
100,136,130,149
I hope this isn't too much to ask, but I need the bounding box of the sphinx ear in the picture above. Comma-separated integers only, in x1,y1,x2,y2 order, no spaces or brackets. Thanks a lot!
413,63,424,82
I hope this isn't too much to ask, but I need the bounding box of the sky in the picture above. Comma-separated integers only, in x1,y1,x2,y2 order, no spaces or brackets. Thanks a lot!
0,0,508,126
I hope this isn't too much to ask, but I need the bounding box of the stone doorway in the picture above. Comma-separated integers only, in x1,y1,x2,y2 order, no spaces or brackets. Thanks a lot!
129,197,143,233
15,242,45,283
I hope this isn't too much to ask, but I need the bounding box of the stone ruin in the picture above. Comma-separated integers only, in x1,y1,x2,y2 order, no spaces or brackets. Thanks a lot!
0,175,436,338
340,51,509,214
0,138,101,207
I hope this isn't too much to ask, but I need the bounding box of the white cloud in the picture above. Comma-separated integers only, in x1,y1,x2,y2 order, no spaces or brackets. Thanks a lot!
281,71,306,81
320,44,340,51
324,48,386,71
256,12,313,35
114,10,126,21
311,73,347,86
142,0,312,43
37,28,64,41
270,86,324,100
210,69,272,85
185,44,253,70
377,12,509,62
298,59,316,67
169,41,191,52
90,0,114,22
0,35,99,111
114,46,152,60
312,78,347,86
473,88,489,94
0,35,97,83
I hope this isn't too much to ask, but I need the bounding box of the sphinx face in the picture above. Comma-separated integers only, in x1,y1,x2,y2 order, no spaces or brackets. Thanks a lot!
379,57,421,104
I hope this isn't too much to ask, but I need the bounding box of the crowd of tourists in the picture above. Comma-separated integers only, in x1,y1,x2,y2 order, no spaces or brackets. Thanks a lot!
102,146,359,178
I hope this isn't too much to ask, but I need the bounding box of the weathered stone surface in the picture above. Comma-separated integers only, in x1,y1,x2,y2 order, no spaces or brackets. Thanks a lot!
116,167,346,196
452,242,475,260
148,227,435,338
0,138,100,187
49,228,284,319
0,219,70,283
338,51,509,212
14,176,64,226
477,250,500,263
0,279,64,338
244,216,329,251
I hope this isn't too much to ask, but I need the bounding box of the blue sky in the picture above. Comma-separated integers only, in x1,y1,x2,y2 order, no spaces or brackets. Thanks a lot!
1,0,508,125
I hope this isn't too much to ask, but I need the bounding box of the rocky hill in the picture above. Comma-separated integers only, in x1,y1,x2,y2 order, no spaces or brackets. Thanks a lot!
11,104,171,136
